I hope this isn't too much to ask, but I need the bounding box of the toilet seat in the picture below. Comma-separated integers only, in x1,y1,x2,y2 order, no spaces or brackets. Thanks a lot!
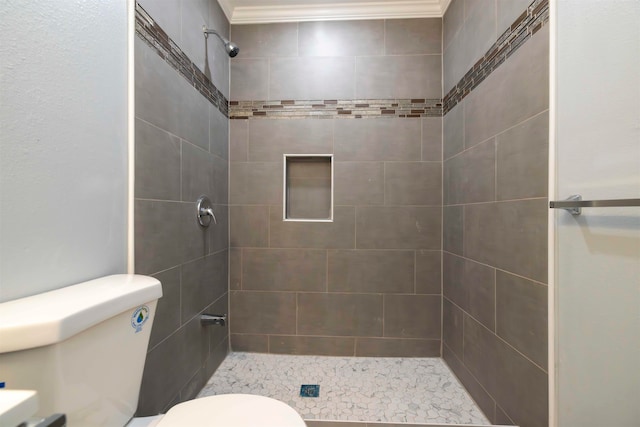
155,394,307,427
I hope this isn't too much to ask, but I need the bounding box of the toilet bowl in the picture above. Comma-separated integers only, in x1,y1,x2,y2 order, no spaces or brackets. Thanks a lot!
129,394,306,427
0,275,306,427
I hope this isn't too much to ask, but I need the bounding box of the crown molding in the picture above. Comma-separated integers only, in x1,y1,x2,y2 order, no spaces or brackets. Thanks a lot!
219,1,451,25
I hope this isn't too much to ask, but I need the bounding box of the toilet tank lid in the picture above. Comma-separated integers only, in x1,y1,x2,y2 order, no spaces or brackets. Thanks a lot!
0,274,162,354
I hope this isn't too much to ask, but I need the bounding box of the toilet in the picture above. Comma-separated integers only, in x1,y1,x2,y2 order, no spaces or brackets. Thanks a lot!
0,275,306,427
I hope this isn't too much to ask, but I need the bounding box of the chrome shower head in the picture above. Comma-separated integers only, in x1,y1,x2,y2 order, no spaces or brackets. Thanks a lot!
203,27,240,57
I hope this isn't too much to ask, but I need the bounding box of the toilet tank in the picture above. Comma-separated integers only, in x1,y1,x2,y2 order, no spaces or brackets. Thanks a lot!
0,275,162,427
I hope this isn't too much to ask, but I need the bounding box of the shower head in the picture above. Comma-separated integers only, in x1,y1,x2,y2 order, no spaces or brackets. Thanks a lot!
203,27,240,57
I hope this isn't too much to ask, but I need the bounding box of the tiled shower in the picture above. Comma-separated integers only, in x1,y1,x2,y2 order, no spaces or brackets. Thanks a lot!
133,0,550,426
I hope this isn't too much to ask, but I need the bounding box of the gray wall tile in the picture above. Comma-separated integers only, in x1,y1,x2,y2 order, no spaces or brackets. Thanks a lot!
230,119,248,162
463,0,497,71
384,294,441,339
356,338,440,357
443,344,497,423
328,250,414,294
231,58,269,101
356,206,441,249
230,334,269,352
441,4,549,424
497,0,531,34
207,0,231,99
230,162,282,205
444,138,496,204
135,119,181,201
495,404,516,426
135,39,182,138
287,176,331,219
422,117,443,161
204,293,229,352
496,270,548,369
138,0,181,48
135,200,184,275
136,0,230,413
270,206,356,249
248,119,333,161
207,204,229,254
230,205,269,247
415,250,442,294
356,55,442,99
178,79,210,150
270,56,356,100
299,20,384,57
227,18,449,361
443,102,464,160
464,199,547,283
334,118,421,161
287,159,332,179
211,153,229,205
297,293,383,337
464,27,549,147
385,162,442,206
149,267,181,349
209,0,230,40
270,335,355,356
231,291,296,334
182,141,214,202
443,252,496,331
496,111,549,200
138,325,194,414
230,248,242,290
180,202,213,263
207,36,231,100
181,251,228,323
443,0,464,51
443,298,464,358
334,162,385,206
461,314,499,408
443,205,464,255
385,18,442,55
204,336,229,388
443,24,467,93
464,315,548,427
242,248,327,291
210,106,229,159
231,23,298,58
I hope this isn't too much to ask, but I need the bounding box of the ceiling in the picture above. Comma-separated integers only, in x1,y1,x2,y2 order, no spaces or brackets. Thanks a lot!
217,0,452,24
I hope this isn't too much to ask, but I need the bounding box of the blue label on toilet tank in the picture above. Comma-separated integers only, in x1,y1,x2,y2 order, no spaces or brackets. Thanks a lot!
131,305,149,333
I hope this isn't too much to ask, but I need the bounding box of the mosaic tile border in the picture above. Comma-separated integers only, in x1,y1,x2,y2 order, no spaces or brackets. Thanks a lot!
442,0,549,114
229,99,443,120
135,2,229,117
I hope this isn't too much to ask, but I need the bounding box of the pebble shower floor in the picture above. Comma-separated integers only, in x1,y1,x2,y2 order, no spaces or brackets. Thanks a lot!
198,352,490,425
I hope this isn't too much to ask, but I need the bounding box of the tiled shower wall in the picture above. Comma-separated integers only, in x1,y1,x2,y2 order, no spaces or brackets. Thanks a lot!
134,0,230,415
442,1,549,427
229,19,444,357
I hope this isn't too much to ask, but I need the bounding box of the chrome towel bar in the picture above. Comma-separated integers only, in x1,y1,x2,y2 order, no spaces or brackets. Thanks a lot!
549,194,640,215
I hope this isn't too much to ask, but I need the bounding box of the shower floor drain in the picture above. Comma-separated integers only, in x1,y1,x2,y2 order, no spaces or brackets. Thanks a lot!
300,384,320,397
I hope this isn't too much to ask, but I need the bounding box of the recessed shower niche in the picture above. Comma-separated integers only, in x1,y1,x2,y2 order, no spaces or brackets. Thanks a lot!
283,154,333,222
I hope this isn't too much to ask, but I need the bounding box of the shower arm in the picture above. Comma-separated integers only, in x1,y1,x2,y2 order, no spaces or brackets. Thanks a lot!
203,27,224,43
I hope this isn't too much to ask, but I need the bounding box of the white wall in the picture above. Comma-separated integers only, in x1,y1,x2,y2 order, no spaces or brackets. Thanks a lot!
0,0,129,302
552,0,640,426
